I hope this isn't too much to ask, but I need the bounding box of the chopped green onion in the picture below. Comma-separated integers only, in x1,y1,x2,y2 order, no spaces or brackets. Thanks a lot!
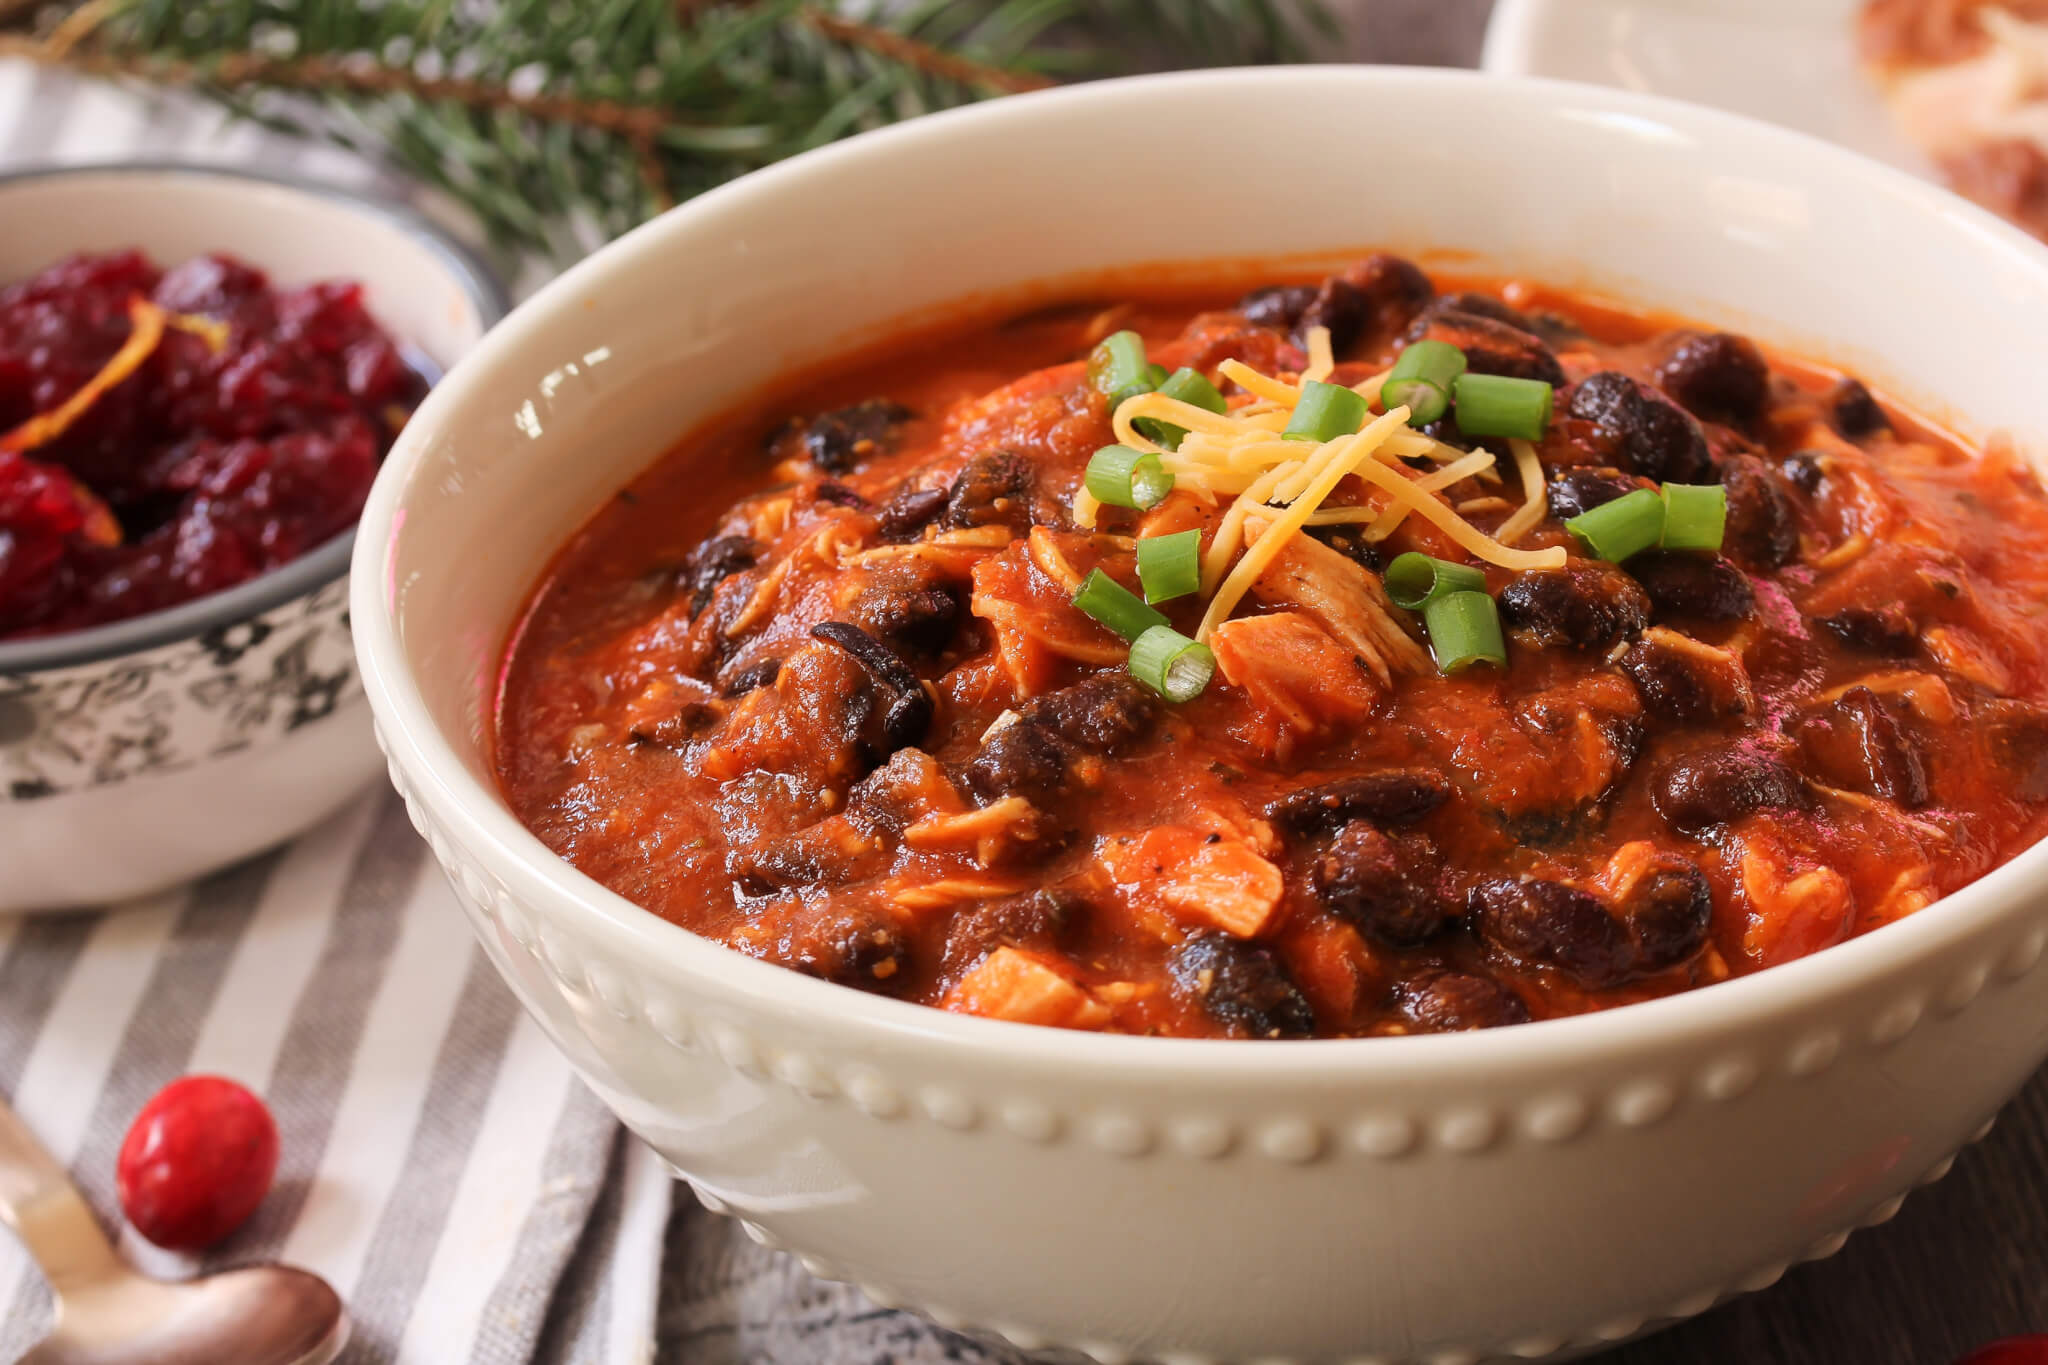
1087,330,1149,398
1567,487,1665,562
1660,482,1728,552
1136,367,1229,451
1108,379,1155,412
1282,380,1369,443
1143,362,1170,387
1384,552,1487,610
1137,529,1203,603
1422,591,1508,674
1381,377,1449,426
1073,569,1168,642
1128,624,1217,702
1452,372,1554,440
1085,445,1174,510
1388,338,1468,388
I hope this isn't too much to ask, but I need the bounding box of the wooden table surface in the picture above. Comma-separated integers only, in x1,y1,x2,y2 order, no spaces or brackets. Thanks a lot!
653,4,2048,1361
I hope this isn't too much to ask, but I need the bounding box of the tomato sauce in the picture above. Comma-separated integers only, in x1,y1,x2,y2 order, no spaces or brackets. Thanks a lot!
495,258,2048,1038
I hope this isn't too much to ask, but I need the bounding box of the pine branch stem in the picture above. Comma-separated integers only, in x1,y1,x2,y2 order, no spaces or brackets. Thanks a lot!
801,11,1053,93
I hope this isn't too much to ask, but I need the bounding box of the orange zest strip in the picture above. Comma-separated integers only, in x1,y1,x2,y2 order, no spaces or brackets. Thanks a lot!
0,295,167,455
166,311,230,354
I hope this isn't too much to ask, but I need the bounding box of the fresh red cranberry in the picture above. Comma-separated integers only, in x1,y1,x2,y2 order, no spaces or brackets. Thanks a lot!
116,1075,279,1251
1957,1336,2048,1365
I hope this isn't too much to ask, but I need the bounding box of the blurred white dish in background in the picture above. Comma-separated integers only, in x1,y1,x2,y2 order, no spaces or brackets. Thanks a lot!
1483,0,1934,175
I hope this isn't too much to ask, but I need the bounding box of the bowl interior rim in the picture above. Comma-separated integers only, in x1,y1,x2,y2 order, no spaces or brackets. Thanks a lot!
360,64,2048,1074
0,160,509,677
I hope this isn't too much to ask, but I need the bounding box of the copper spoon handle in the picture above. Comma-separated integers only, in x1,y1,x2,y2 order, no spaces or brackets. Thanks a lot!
0,1095,120,1294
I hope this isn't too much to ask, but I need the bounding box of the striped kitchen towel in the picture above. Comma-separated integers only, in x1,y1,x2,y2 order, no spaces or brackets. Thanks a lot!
0,788,666,1365
0,60,666,1365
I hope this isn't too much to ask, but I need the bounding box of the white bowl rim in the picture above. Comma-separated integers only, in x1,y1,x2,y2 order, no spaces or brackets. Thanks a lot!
0,160,509,677
358,64,2048,1079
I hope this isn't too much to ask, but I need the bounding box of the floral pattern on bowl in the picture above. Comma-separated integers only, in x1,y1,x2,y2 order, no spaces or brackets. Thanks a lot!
0,578,357,802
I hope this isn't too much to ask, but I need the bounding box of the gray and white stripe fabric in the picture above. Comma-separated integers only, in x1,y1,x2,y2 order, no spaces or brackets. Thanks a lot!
0,789,665,1365
0,60,665,1365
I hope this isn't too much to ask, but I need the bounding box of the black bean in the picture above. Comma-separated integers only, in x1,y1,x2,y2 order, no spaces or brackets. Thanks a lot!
1312,822,1457,949
1304,524,1382,571
1621,632,1754,726
1266,769,1451,838
1721,456,1799,570
1781,450,1826,495
958,675,1159,808
875,485,948,541
1397,970,1531,1032
960,720,1073,806
1471,877,1633,990
1617,861,1713,973
720,657,782,698
1818,605,1919,656
802,399,913,474
943,449,1035,530
1238,284,1316,332
1497,561,1651,651
814,480,869,509
809,621,932,755
683,533,755,612
1654,331,1770,426
779,907,911,991
1652,744,1809,835
1320,254,1437,350
1019,672,1159,754
1547,467,1649,522
1409,304,1566,386
846,748,955,836
729,820,883,895
1798,686,1929,808
629,701,720,751
1295,276,1368,354
1567,372,1716,484
1627,553,1754,622
1981,700,2048,802
854,581,961,655
941,891,1076,979
1168,935,1316,1039
1435,291,1538,332
1830,377,1889,438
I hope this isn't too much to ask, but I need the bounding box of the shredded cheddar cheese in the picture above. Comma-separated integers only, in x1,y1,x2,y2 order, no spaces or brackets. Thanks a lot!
1077,338,1565,640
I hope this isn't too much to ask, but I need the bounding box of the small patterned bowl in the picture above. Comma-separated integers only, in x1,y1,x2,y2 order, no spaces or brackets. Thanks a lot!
0,163,505,912
357,69,2048,1365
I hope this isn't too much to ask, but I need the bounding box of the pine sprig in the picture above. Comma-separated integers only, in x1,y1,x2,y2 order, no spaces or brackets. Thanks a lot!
0,0,1331,264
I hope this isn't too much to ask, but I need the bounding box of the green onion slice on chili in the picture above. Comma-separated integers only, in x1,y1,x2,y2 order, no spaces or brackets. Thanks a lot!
1451,372,1554,440
1072,568,1168,642
1135,367,1228,451
1087,330,1149,399
1380,377,1449,426
1659,482,1728,553
1282,380,1369,443
1384,340,1466,426
1136,528,1202,603
1422,590,1508,674
1566,487,1665,562
1384,552,1487,610
1085,445,1175,510
1128,624,1217,702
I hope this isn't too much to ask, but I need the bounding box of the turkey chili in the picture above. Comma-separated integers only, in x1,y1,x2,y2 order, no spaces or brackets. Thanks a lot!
494,257,2048,1039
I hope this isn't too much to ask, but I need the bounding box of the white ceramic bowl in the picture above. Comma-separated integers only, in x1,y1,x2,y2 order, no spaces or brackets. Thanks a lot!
0,164,504,912
355,69,2048,1364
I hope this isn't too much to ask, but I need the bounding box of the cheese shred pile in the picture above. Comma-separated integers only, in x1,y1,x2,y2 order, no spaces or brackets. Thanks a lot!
1072,326,1565,642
